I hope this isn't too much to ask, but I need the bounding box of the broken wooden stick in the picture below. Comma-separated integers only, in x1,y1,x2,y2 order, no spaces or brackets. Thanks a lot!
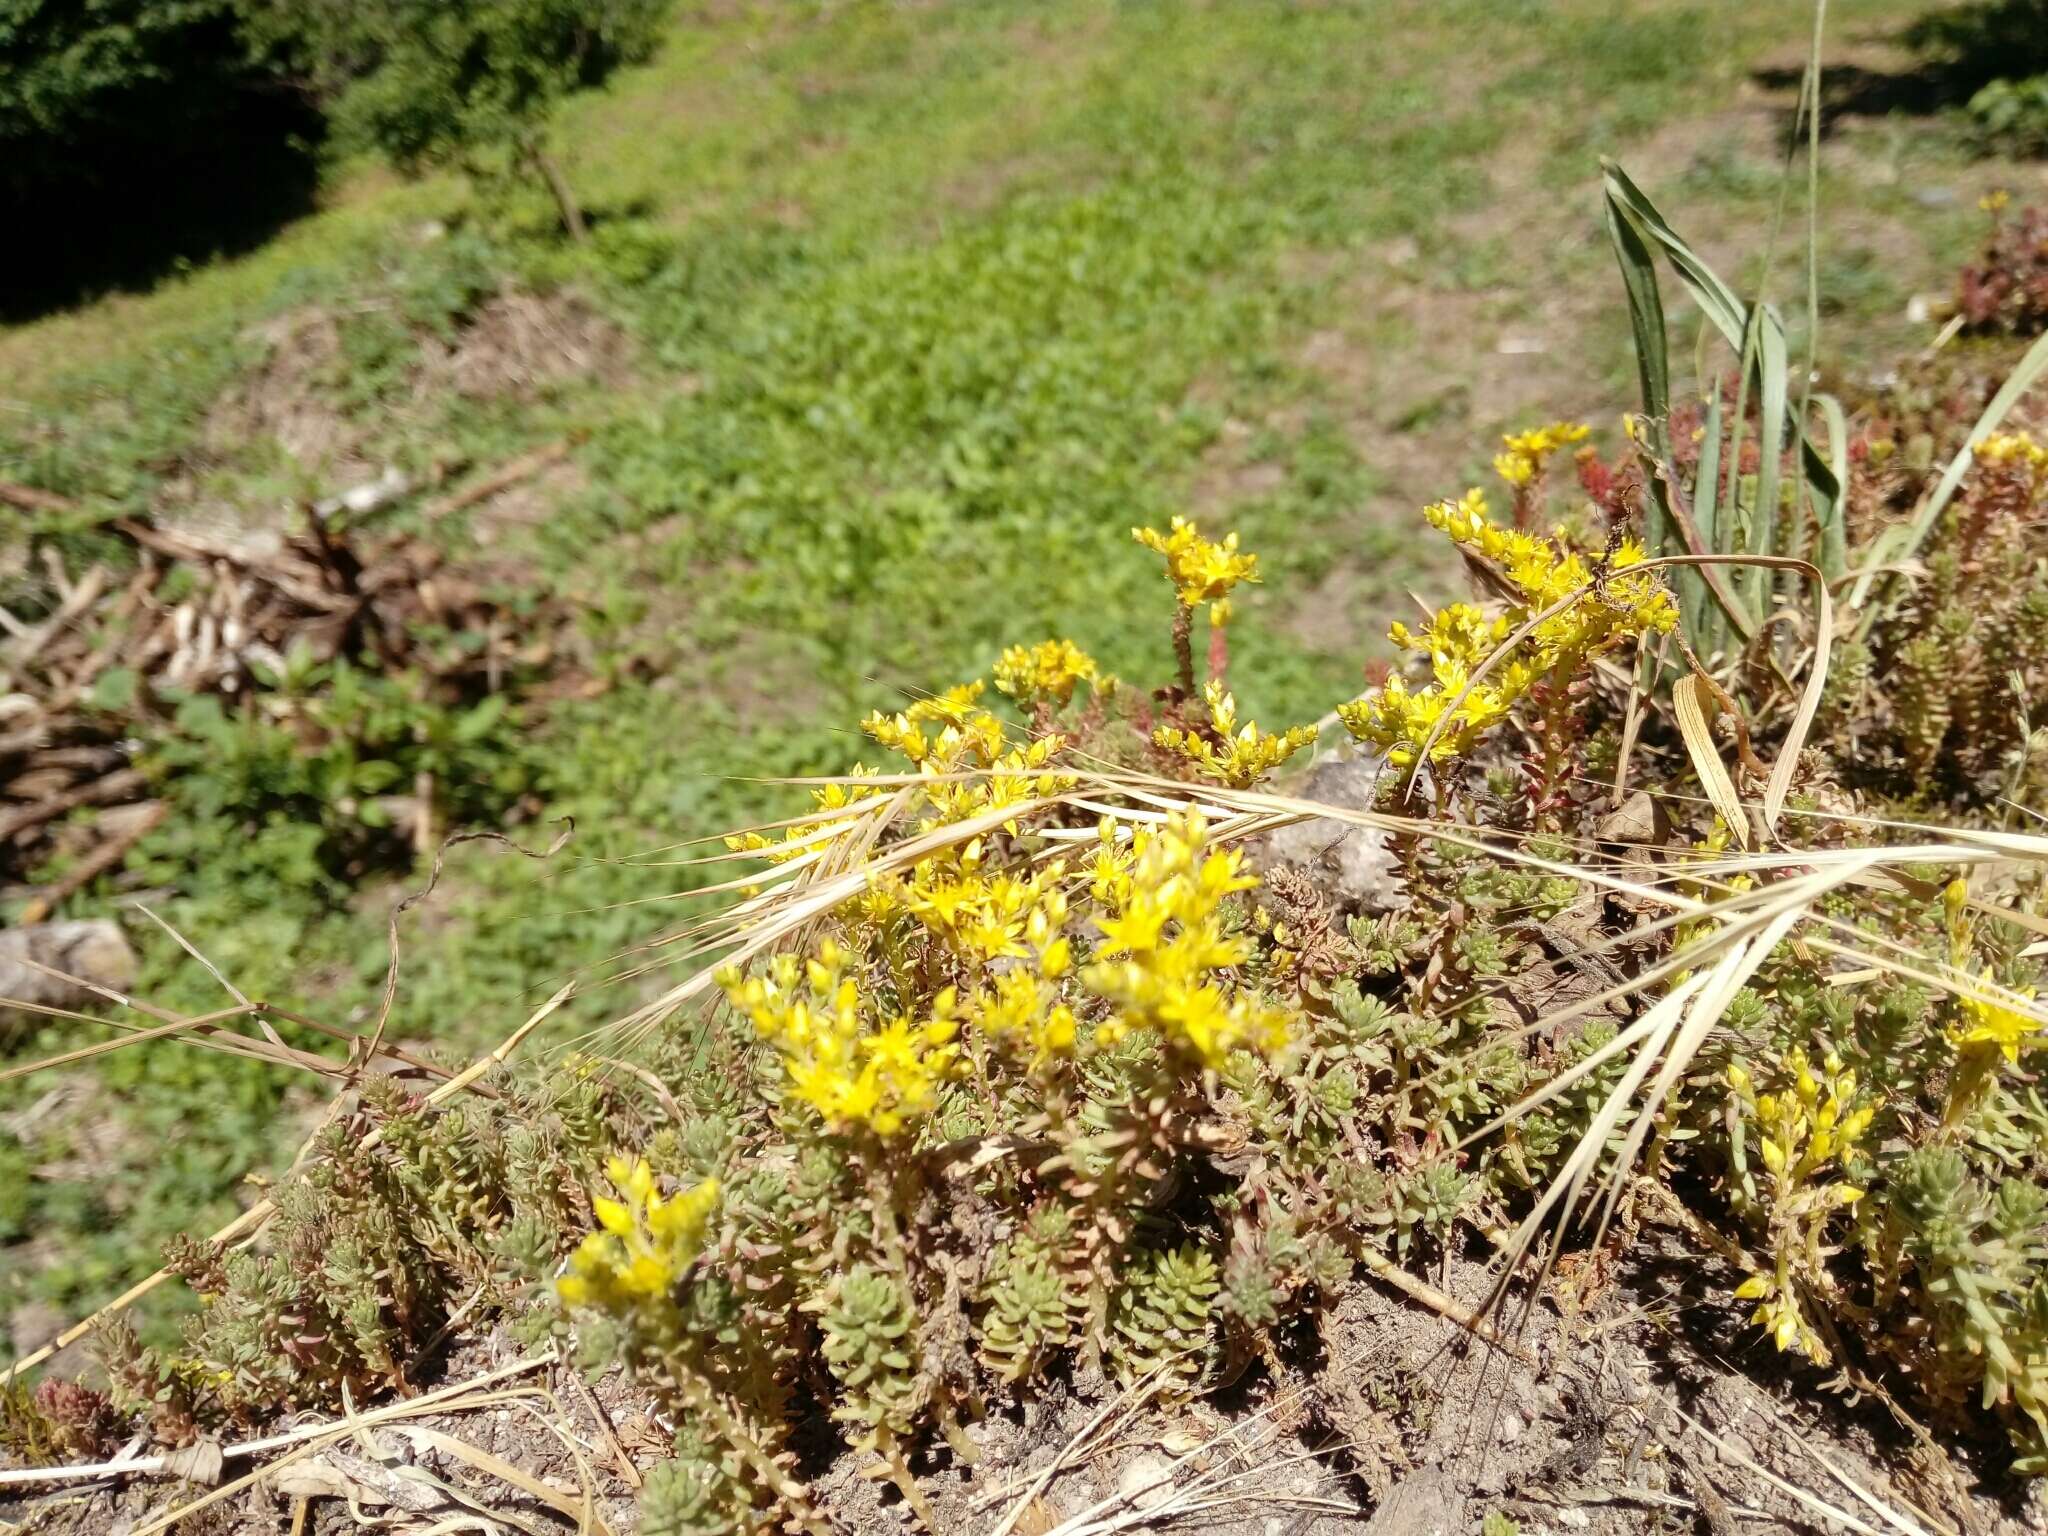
0,766,149,845
16,800,167,923
422,438,572,520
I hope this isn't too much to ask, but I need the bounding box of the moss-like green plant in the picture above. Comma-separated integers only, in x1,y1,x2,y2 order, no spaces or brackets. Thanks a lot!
1111,1244,1220,1399
979,1244,1080,1385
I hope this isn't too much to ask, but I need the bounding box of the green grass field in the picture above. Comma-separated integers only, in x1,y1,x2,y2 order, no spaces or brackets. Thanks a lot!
0,0,2028,1358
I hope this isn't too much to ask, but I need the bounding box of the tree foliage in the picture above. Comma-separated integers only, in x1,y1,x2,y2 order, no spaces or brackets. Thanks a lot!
248,0,670,234
0,0,260,197
2,0,669,240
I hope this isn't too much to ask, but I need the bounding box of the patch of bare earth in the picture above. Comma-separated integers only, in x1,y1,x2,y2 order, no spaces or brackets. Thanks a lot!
411,289,634,404
28,1235,2043,1534
1256,266,1587,659
200,306,365,488
181,288,631,540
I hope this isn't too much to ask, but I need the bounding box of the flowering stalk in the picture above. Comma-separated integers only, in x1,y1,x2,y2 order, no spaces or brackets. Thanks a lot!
1171,604,1197,698
1135,516,1259,697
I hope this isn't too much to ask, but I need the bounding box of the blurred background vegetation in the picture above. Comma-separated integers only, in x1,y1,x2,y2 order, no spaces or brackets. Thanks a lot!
1,0,2042,1361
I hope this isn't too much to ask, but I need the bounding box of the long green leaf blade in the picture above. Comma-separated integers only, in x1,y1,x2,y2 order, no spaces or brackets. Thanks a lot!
1848,327,2048,633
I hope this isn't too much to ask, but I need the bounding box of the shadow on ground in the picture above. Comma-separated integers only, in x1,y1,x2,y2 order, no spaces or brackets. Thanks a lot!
0,91,324,325
1753,0,2048,134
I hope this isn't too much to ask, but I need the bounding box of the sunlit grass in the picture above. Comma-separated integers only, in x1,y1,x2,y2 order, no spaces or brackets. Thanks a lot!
0,0,2028,1352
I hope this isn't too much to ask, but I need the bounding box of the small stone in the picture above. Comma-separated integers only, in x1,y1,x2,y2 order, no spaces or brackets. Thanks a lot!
1249,750,1404,913
0,920,138,1041
1596,789,1667,848
1117,1450,1177,1513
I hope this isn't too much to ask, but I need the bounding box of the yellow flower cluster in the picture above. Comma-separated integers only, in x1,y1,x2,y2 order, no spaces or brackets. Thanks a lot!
558,1157,720,1311
1949,970,2045,1062
1738,1048,1875,1186
994,639,1099,708
1492,421,1589,488
966,892,1080,1071
1134,517,1260,627
720,943,959,1138
1152,680,1318,788
863,685,1075,832
1732,1269,1824,1362
887,841,1071,965
1973,431,2048,496
1726,1049,1875,1362
1386,600,1510,663
1337,487,1676,766
1083,809,1290,1070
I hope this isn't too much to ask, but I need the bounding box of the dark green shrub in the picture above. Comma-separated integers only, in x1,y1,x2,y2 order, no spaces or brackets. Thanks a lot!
0,1,254,197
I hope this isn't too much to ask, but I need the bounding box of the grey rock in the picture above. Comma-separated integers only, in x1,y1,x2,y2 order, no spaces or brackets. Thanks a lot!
1249,750,1404,913
0,918,137,1039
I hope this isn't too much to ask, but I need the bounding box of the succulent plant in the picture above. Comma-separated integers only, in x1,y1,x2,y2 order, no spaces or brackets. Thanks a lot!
1111,1244,1219,1398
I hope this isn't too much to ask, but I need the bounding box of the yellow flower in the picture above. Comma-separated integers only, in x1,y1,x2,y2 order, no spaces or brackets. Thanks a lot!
1493,421,1590,490
557,1158,720,1312
1153,680,1317,788
1339,486,1674,766
1082,809,1289,1070
1981,188,2011,214
994,639,1099,708
1948,970,2045,1063
720,943,959,1138
1134,517,1260,625
1972,432,2048,499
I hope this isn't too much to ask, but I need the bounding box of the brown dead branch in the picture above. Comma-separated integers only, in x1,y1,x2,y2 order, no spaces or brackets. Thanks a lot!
422,437,572,520
16,800,166,923
1,474,598,892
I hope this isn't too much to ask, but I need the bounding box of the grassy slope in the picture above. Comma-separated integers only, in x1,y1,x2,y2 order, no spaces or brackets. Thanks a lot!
0,0,2023,1354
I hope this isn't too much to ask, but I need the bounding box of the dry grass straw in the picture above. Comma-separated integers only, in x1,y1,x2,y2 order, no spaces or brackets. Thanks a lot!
587,746,2048,1339
0,822,583,1386
0,1349,556,1492
0,976,573,1386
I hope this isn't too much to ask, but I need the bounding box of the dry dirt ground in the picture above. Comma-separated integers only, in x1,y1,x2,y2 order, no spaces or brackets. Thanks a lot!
11,1223,2046,1536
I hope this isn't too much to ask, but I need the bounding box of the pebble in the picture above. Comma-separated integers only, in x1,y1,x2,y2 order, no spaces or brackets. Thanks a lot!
1116,1450,1177,1513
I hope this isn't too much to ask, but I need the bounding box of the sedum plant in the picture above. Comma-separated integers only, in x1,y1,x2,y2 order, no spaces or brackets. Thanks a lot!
1336,454,1676,821
1823,429,2048,808
545,512,1706,1527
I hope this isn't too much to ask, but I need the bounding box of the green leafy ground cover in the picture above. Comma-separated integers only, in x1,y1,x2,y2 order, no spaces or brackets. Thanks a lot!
0,0,2032,1358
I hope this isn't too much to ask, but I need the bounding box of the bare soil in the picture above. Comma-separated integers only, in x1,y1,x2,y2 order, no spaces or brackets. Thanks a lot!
14,1222,2044,1535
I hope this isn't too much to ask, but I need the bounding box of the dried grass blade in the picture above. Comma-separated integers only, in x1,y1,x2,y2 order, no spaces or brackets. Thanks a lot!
1761,557,1832,837
1673,673,1748,847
